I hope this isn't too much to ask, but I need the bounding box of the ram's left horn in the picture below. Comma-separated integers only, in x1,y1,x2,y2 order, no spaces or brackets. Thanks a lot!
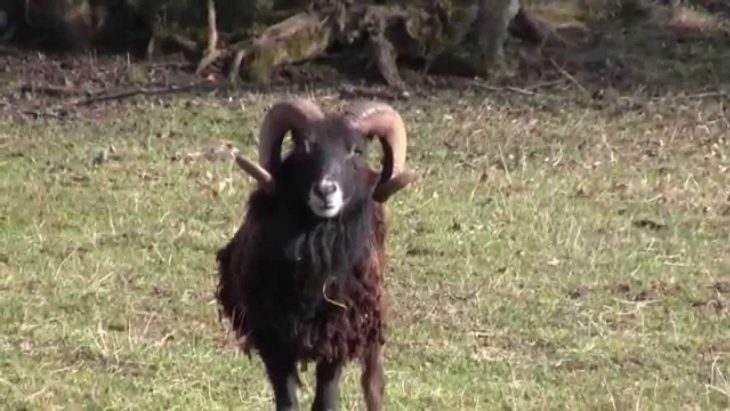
235,155,274,191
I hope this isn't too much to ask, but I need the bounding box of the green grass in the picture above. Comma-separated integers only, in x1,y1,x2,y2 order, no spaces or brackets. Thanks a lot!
1,86,729,411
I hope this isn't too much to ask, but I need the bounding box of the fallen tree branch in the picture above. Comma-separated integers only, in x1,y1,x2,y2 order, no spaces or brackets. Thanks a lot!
164,33,201,59
468,80,535,96
549,58,591,98
21,110,68,120
18,83,81,97
3,82,218,120
146,1,557,89
72,81,211,107
650,90,729,101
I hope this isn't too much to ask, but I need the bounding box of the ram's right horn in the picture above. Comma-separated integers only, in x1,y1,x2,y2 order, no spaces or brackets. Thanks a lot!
343,101,416,202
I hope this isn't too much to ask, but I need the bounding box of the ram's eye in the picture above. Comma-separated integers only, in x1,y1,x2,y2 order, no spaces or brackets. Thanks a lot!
352,147,363,157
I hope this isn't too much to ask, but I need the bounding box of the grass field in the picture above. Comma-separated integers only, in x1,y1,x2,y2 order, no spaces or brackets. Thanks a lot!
1,4,730,407
2,84,728,409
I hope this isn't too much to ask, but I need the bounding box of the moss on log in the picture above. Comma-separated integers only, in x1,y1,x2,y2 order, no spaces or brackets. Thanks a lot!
240,12,334,83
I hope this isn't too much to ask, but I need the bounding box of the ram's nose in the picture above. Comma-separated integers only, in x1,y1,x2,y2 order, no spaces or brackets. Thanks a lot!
308,178,345,218
313,180,338,199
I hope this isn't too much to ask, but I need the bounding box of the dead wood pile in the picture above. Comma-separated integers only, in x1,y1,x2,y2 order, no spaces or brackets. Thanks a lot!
155,0,550,89
0,0,552,89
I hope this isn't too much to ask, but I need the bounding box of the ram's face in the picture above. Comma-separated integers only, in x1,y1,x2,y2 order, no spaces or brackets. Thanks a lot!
282,119,372,219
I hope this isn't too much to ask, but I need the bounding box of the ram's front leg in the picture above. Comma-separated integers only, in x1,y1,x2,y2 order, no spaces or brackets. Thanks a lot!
311,359,344,411
360,344,384,411
260,350,301,411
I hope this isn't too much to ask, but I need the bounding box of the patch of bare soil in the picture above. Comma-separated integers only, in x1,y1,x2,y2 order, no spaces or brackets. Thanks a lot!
692,278,730,315
0,52,212,121
1,14,726,123
0,49,543,122
598,278,729,315
0,51,400,121
607,279,684,302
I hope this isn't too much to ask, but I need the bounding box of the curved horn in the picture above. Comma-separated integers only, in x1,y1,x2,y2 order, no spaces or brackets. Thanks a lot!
259,98,325,172
344,101,415,202
236,98,325,190
235,155,273,187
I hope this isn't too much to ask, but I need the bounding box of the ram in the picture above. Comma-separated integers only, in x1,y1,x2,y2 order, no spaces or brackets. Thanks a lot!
216,98,414,411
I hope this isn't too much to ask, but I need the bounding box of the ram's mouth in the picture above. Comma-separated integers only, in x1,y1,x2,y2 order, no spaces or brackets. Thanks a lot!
308,194,343,218
310,203,341,218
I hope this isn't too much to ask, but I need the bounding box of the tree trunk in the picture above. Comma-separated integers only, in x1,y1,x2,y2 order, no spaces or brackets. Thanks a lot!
471,0,521,74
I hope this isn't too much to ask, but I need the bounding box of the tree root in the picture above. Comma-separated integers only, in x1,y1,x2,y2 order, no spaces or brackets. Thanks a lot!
228,48,248,82
196,0,224,75
17,82,79,96
369,33,405,90
145,30,201,62
72,82,211,107
199,2,437,88
177,0,555,89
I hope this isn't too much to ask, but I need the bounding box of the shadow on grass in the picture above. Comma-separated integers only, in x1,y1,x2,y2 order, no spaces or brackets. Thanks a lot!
510,1,729,95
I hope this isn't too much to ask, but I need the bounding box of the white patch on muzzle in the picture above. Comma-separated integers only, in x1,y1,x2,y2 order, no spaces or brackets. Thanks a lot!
308,179,344,218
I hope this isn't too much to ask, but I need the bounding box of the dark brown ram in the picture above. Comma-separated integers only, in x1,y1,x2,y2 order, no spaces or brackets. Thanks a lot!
216,98,415,411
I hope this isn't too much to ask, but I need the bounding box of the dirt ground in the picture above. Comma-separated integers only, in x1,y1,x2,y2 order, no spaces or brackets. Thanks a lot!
0,6,648,118
0,48,649,122
1,2,728,122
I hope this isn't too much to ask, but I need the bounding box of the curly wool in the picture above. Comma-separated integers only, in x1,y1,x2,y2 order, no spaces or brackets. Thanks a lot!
215,189,388,363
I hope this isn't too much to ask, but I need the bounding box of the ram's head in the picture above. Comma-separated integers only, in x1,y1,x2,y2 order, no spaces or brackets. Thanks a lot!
236,98,415,218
